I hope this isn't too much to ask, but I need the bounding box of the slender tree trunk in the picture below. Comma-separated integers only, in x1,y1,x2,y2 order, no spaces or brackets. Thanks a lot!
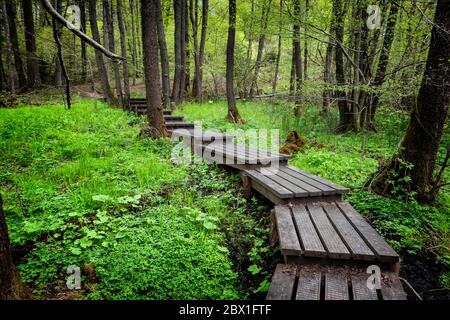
197,0,208,101
5,1,27,90
272,0,283,94
54,0,63,87
289,49,295,96
130,0,137,85
0,25,6,91
369,0,450,203
322,41,333,114
361,2,399,131
180,0,187,100
2,0,15,95
293,0,303,116
334,0,354,133
79,0,87,82
303,0,309,80
190,0,200,99
172,0,182,104
22,0,41,88
117,0,130,109
135,0,142,79
155,0,171,109
226,0,243,123
141,0,167,138
89,0,116,105
249,0,272,97
184,0,190,95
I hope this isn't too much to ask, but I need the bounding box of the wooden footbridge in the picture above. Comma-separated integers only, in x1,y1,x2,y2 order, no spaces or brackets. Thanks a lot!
128,99,407,300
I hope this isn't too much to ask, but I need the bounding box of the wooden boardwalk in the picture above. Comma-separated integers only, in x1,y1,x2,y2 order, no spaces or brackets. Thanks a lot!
129,100,406,300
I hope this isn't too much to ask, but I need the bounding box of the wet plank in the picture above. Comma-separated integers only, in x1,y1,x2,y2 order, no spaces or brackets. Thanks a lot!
274,205,302,256
291,204,327,257
325,272,349,300
307,203,351,259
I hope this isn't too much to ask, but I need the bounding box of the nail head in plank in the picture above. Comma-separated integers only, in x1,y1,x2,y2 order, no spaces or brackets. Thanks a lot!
336,201,399,262
351,274,378,300
325,272,349,300
296,270,321,300
274,205,302,256
307,203,351,259
322,202,376,261
266,265,297,300
291,204,327,257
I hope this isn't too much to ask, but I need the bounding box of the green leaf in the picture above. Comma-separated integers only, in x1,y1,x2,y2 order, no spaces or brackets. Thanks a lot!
248,264,262,275
79,237,93,248
70,247,82,255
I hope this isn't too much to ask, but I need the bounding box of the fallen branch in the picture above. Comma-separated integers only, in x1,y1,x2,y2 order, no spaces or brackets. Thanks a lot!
41,0,124,62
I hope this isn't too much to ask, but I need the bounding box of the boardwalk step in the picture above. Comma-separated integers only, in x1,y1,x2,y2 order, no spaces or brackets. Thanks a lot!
170,129,234,143
273,202,399,267
266,264,407,300
165,122,195,129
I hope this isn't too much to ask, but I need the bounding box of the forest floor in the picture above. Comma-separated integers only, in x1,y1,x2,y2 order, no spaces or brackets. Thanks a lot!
0,90,449,300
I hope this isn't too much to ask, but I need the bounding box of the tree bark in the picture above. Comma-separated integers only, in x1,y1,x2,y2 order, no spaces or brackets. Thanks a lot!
22,0,41,88
333,0,354,133
154,0,171,109
190,0,200,100
5,0,27,90
293,0,303,116
303,0,309,80
2,0,15,95
117,0,130,109
130,0,138,85
172,0,182,104
88,0,116,105
54,0,63,87
249,0,272,97
141,0,167,138
369,0,450,203
79,0,87,82
226,0,243,123
361,2,399,131
272,0,283,94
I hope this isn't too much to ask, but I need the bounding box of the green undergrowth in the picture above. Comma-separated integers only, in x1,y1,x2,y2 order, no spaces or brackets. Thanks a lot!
0,99,273,299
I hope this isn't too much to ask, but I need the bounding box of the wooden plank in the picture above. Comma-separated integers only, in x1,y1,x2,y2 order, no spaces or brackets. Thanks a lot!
274,205,302,256
258,168,309,197
266,265,296,300
336,201,399,262
285,166,350,194
296,270,321,300
380,273,407,300
322,202,375,261
279,166,336,195
351,274,378,300
203,143,248,164
275,167,324,196
291,204,327,257
245,169,294,199
307,203,351,259
325,272,349,300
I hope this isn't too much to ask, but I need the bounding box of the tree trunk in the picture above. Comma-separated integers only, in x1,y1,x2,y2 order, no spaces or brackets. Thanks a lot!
0,194,29,299
22,0,41,88
89,0,116,105
2,0,15,95
293,0,303,116
104,0,123,104
180,0,187,100
303,0,309,80
190,0,200,100
369,0,450,204
172,0,182,104
141,0,167,138
0,24,6,91
226,0,243,123
361,2,399,131
79,0,87,82
5,0,27,90
117,0,130,109
184,0,190,95
54,0,63,87
334,0,354,133
249,0,272,97
322,40,333,114
289,49,295,96
272,0,283,94
155,0,171,109
130,0,137,85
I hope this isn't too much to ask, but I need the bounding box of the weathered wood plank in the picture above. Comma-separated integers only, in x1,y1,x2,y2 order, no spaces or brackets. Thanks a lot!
325,272,349,300
291,204,327,257
279,166,336,195
266,265,296,300
275,167,324,196
351,274,378,300
380,273,407,300
307,203,351,259
322,202,375,261
245,170,294,198
296,270,321,300
274,205,302,256
336,201,399,262
285,166,350,194
259,168,310,197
